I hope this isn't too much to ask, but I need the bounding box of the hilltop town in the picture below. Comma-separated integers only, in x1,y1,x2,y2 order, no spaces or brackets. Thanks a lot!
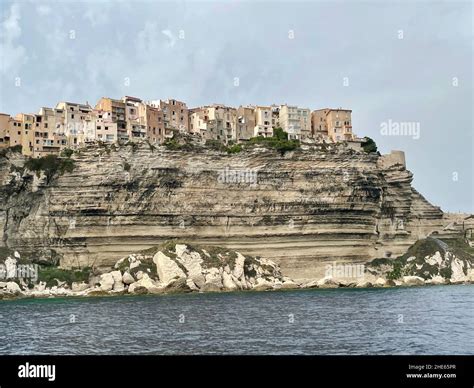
0,97,362,158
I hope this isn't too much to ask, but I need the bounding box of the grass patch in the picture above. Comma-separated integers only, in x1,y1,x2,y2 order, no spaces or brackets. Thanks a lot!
37,266,91,288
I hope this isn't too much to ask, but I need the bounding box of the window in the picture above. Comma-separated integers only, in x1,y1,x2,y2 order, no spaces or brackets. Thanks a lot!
71,114,75,119
44,123,48,128
105,126,108,130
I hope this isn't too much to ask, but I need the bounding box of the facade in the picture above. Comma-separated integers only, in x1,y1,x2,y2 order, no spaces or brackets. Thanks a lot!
0,113,10,148
312,108,353,142
236,106,256,141
254,106,273,137
279,104,311,140
139,103,164,144
95,97,128,141
55,101,93,148
94,110,118,143
150,99,189,138
6,95,358,156
189,105,236,143
32,108,67,157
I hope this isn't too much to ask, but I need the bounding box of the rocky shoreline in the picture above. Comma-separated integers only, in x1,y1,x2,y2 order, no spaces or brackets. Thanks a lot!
1,239,472,301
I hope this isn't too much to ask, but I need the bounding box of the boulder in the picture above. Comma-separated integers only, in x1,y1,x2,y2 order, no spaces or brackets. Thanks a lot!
6,282,22,294
222,271,238,290
128,274,160,294
375,278,386,287
99,273,114,292
316,277,339,288
203,268,223,289
402,276,425,286
232,253,246,280
153,252,186,283
71,282,89,292
122,272,135,285
356,281,373,288
110,270,124,291
427,275,446,285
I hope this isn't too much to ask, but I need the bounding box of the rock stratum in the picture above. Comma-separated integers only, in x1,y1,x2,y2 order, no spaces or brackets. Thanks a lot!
0,142,471,281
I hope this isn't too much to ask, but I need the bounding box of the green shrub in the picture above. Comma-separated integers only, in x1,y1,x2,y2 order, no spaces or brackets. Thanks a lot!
60,148,74,158
38,266,91,288
227,144,242,154
362,137,378,153
25,155,75,183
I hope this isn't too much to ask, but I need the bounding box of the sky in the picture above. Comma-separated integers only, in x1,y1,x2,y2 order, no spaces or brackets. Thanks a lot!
0,0,472,213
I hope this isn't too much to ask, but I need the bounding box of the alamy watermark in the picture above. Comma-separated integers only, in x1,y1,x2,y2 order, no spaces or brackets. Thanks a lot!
325,261,365,279
217,167,258,185
380,119,420,140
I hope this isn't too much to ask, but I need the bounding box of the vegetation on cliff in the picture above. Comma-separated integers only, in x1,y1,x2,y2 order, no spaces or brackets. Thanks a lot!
25,154,75,183
368,236,473,281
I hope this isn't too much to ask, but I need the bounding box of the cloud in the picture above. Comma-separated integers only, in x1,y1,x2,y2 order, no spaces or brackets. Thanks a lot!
0,3,28,75
161,29,176,48
36,4,51,16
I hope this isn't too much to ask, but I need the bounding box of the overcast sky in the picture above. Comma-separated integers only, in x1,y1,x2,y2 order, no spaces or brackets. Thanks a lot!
0,0,472,213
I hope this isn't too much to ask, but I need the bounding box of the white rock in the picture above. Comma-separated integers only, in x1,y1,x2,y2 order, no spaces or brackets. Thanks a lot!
426,276,445,285
174,244,203,279
204,267,223,288
122,272,135,285
232,253,246,280
402,276,425,286
129,260,141,270
186,278,199,291
426,251,443,267
222,271,238,290
5,257,17,279
110,270,124,291
451,258,467,282
128,273,159,293
375,278,386,286
153,252,186,284
6,282,21,294
71,282,89,292
99,273,114,291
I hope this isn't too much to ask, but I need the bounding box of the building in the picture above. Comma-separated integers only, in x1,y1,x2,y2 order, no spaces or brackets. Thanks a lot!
95,97,128,141
15,113,36,156
279,104,311,140
32,107,68,157
312,108,353,142
150,99,189,138
236,106,256,141
122,96,147,141
0,113,10,148
189,104,236,143
94,110,118,143
254,106,273,137
138,103,164,144
55,101,93,148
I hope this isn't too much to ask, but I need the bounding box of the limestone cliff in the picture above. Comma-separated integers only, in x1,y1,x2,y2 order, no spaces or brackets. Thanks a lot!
0,142,458,280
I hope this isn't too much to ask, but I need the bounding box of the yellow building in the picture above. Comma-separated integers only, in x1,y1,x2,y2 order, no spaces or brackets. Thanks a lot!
312,108,353,142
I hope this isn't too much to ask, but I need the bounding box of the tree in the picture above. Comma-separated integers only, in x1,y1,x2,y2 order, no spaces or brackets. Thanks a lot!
362,137,378,153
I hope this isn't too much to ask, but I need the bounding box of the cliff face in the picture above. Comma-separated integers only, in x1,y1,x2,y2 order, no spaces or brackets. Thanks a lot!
0,143,448,280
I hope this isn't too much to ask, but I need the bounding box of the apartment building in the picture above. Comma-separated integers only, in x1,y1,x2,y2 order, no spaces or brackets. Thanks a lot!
0,114,10,148
149,99,189,138
15,113,36,156
55,101,93,148
32,107,68,157
279,104,311,140
121,96,146,141
189,105,236,143
94,110,118,143
236,106,256,141
312,108,353,142
95,97,128,141
139,103,164,144
254,106,273,137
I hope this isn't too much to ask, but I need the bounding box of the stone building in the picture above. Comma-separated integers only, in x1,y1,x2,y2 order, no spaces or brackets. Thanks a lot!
312,108,354,142
279,104,311,140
